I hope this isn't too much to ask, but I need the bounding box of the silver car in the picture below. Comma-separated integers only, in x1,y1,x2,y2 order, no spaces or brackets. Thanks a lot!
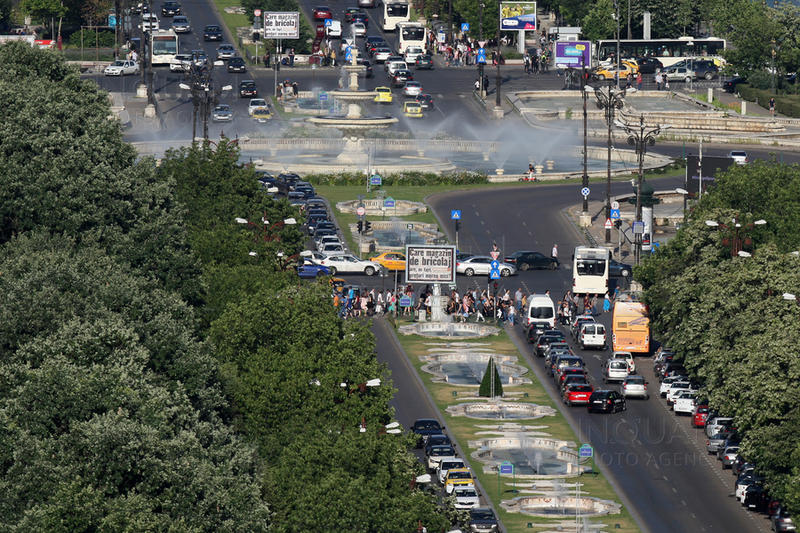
211,104,233,122
706,432,733,454
170,15,191,33
216,43,236,60
620,375,648,399
456,256,516,277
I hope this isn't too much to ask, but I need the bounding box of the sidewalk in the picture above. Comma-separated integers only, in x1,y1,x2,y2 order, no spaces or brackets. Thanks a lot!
715,90,776,117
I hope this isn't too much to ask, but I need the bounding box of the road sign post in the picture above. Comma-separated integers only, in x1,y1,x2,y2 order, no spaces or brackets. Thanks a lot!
450,210,462,251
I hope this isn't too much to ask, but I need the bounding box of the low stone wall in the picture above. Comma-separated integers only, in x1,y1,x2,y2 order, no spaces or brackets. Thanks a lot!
337,198,428,216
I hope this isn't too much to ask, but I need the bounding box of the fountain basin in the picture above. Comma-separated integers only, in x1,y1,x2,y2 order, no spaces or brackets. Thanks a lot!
399,322,499,339
469,436,582,478
417,349,530,386
501,495,622,518
446,401,555,420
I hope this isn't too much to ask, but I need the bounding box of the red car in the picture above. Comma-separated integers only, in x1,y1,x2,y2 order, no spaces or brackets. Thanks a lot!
313,6,332,19
564,384,594,406
693,405,710,427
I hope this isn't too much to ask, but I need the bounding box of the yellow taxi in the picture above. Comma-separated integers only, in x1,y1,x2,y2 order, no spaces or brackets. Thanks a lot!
329,277,347,293
444,468,475,494
252,106,273,122
593,63,636,80
369,252,406,271
374,86,393,104
403,101,423,118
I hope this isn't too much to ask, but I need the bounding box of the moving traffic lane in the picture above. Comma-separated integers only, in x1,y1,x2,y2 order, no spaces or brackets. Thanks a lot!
427,180,767,533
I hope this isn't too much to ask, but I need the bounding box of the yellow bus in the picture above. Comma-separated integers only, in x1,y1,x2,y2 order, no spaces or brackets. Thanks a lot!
612,300,650,354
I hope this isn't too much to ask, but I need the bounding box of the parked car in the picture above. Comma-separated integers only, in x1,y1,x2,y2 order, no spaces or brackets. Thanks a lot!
453,487,480,510
659,375,688,397
437,458,466,484
663,65,696,83
203,24,223,41
211,104,233,122
707,431,734,454
563,383,593,406
587,390,627,413
706,417,735,438
426,445,457,470
170,15,191,33
456,256,516,277
412,418,442,448
635,56,663,74
444,468,475,494
691,59,719,80
621,375,649,399
296,262,331,278
721,446,740,469
603,359,629,383
103,59,139,76
504,250,558,270
673,390,697,415
665,381,693,406
771,507,795,532
468,508,499,532
692,404,710,427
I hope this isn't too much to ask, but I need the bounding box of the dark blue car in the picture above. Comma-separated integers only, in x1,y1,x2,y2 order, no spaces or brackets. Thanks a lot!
297,263,331,279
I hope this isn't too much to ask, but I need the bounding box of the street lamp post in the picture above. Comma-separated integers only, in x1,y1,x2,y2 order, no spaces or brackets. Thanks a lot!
581,74,589,216
495,22,502,108
704,218,767,258
180,58,232,141
479,2,485,97
613,0,621,89
593,85,627,243
616,114,663,265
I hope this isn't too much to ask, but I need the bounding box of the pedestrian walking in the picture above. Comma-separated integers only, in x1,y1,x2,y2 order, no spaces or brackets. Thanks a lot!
636,71,642,91
655,72,663,91
515,287,523,313
523,52,531,74
551,244,558,260
603,293,611,313
769,97,776,118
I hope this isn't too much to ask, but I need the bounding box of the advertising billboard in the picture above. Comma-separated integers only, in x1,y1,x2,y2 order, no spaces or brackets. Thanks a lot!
685,155,734,195
500,2,537,31
554,40,591,69
263,12,300,39
405,245,457,284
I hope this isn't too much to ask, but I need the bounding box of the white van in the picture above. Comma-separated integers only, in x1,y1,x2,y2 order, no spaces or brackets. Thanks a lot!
325,20,342,38
579,323,607,350
526,294,555,330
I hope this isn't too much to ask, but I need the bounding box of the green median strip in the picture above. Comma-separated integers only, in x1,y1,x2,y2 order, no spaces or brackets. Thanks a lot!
394,326,640,533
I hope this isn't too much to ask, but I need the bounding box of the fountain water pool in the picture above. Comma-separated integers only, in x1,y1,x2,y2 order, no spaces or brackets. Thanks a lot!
446,401,556,420
501,495,622,518
416,350,530,386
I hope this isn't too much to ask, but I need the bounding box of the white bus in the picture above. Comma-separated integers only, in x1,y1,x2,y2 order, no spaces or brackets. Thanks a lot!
595,37,726,68
150,29,179,66
382,0,410,31
397,22,426,54
572,247,610,295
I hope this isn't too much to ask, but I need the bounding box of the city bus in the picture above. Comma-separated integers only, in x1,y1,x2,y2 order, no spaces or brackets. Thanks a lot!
595,37,726,68
382,0,410,31
572,246,610,295
612,300,650,354
150,29,179,66
397,22,426,53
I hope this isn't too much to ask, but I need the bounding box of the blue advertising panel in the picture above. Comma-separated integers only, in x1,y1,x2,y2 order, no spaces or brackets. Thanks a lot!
554,40,591,69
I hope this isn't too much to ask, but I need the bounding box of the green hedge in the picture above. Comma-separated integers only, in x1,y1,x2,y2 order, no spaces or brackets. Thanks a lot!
303,171,488,186
67,29,116,48
738,84,800,118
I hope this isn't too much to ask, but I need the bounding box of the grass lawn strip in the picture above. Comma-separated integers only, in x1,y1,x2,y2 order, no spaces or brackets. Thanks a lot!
394,326,640,533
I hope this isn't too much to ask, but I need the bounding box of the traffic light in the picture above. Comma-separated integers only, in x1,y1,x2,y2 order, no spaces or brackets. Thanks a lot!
365,220,372,232
614,219,622,229
357,220,363,233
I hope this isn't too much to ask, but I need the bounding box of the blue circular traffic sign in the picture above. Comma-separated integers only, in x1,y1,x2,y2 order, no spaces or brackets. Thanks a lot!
581,187,590,197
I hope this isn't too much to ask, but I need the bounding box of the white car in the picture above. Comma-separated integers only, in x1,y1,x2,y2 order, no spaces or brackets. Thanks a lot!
579,322,606,349
659,375,687,397
665,381,692,405
319,242,345,255
247,98,269,116
387,60,408,76
673,390,697,415
317,254,380,276
729,150,748,164
620,375,648,399
351,22,366,37
300,250,328,264
403,81,423,96
211,104,233,122
140,13,159,32
404,46,424,63
705,417,735,438
437,459,466,484
426,445,457,470
603,359,629,383
611,351,636,373
170,53,192,72
456,256,516,277
316,235,341,249
373,47,392,62
103,60,140,76
453,487,480,510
